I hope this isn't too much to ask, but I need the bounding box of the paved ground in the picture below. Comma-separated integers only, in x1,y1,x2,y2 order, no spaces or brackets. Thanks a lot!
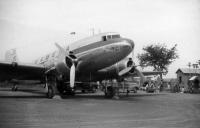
0,85,200,128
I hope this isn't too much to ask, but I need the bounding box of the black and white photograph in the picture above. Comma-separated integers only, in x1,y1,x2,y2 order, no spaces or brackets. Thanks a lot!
0,0,200,127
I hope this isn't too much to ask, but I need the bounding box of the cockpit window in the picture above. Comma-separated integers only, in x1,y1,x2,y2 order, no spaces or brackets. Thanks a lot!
107,35,112,39
112,34,120,39
102,34,121,41
102,36,107,41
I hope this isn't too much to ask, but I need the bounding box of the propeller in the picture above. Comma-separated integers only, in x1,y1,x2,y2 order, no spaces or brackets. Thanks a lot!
118,54,146,86
118,66,133,76
70,63,76,88
55,43,77,88
118,57,134,76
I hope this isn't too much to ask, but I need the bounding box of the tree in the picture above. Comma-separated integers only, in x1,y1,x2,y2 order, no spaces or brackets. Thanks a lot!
137,44,178,75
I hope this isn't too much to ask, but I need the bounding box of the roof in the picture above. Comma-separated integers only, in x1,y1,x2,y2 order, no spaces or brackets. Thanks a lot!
176,68,200,74
189,76,199,81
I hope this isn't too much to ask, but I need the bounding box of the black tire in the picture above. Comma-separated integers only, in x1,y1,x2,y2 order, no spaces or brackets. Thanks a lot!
70,90,75,96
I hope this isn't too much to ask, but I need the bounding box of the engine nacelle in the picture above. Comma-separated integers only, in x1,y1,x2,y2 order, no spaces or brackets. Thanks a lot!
115,57,135,75
65,51,78,68
55,60,70,75
127,58,133,67
126,57,136,74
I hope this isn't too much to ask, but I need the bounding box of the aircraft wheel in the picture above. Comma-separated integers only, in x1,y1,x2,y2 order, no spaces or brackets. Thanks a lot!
57,84,75,96
70,90,75,96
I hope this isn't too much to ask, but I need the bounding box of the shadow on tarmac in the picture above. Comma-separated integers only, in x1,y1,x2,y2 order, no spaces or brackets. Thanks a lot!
0,87,166,100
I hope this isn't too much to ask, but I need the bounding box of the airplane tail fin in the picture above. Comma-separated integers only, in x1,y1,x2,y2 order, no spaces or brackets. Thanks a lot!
5,49,19,62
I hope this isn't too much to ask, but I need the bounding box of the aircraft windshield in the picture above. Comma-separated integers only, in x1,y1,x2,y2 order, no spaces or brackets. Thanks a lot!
111,34,120,39
107,35,112,39
102,34,120,41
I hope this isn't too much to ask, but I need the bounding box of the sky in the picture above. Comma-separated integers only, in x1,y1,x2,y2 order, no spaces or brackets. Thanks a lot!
0,0,200,78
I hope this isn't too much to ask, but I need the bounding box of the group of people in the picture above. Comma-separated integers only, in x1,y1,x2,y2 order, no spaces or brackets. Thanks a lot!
143,80,163,93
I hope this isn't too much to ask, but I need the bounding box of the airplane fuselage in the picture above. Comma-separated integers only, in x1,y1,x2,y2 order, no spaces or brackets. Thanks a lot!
35,32,134,82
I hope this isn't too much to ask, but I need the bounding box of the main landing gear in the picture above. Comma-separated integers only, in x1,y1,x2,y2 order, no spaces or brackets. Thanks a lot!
45,75,76,99
56,81,75,96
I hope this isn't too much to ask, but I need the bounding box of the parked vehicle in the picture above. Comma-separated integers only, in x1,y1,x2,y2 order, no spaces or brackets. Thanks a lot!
146,83,156,93
125,82,139,93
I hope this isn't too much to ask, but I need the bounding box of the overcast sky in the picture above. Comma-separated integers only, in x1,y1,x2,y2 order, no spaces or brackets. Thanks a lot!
0,0,200,78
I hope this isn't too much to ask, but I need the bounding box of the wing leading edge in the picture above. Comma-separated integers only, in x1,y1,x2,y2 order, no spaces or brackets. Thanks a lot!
0,61,45,81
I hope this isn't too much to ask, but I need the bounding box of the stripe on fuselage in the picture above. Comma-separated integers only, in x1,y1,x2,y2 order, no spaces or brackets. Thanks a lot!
72,38,127,55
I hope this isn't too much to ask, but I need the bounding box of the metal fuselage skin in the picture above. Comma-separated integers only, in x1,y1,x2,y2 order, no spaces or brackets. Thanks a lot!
37,33,134,82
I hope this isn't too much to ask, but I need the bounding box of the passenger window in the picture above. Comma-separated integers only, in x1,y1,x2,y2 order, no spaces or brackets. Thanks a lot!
112,34,120,39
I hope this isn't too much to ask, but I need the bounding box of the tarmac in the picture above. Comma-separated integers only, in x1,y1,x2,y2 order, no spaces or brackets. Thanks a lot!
0,85,200,128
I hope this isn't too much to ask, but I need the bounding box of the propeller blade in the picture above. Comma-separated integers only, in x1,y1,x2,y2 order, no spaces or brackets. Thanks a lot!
55,42,68,61
118,66,132,76
70,63,76,88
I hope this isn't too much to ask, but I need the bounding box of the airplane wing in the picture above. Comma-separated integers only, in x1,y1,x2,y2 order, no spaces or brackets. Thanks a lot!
119,67,163,77
118,67,163,85
0,61,45,81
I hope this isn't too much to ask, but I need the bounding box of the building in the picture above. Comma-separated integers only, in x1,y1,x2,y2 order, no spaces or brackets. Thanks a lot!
162,78,177,91
176,68,200,92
